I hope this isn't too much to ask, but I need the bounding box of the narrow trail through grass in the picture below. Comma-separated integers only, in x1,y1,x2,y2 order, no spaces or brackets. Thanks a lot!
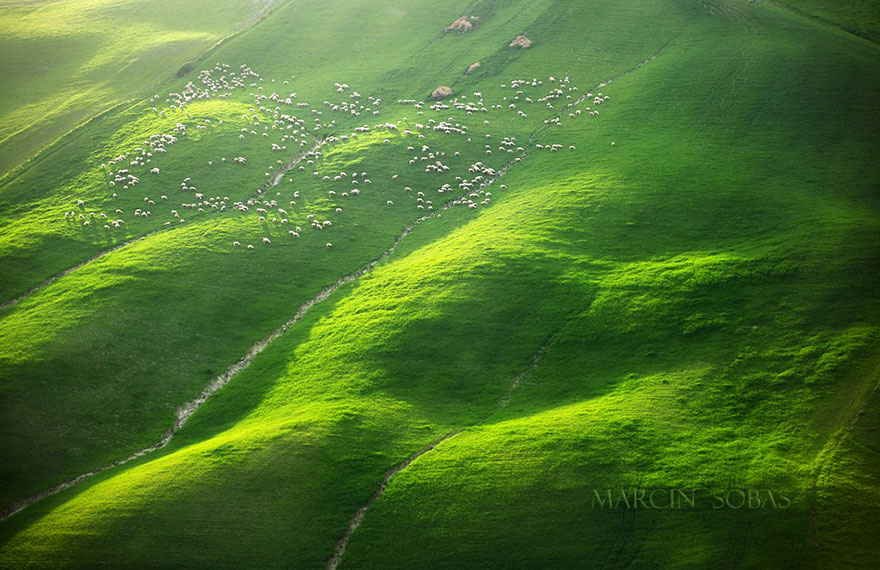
0,34,673,525
3,0,879,566
324,44,708,569
0,136,525,522
327,342,550,570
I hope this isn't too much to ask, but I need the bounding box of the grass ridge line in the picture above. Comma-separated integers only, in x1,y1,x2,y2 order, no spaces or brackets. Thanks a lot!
0,139,322,311
0,143,524,522
326,340,551,570
1,34,671,525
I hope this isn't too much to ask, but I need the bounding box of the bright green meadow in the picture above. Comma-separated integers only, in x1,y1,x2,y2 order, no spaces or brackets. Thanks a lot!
0,0,878,568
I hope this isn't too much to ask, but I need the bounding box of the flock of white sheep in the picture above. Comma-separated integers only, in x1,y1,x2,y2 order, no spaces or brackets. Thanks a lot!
66,62,614,254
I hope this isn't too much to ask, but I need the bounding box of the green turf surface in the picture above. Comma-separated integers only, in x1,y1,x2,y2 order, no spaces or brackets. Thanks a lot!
0,0,280,177
0,0,878,567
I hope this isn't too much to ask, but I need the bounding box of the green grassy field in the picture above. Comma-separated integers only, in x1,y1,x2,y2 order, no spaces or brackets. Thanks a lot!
0,0,878,568
0,0,280,178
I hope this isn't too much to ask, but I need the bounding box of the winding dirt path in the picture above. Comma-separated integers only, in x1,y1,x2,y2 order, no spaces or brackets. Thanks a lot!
324,429,462,570
0,220,408,521
1,41,672,525
0,141,520,523
325,343,548,570
324,45,674,569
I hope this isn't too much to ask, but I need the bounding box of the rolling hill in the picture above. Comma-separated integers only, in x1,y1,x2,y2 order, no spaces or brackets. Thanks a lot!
0,0,279,177
0,0,878,568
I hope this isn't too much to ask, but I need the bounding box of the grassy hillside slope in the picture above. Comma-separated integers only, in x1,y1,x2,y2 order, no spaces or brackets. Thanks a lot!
1,0,878,568
0,0,547,513
776,0,880,42
0,0,279,177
